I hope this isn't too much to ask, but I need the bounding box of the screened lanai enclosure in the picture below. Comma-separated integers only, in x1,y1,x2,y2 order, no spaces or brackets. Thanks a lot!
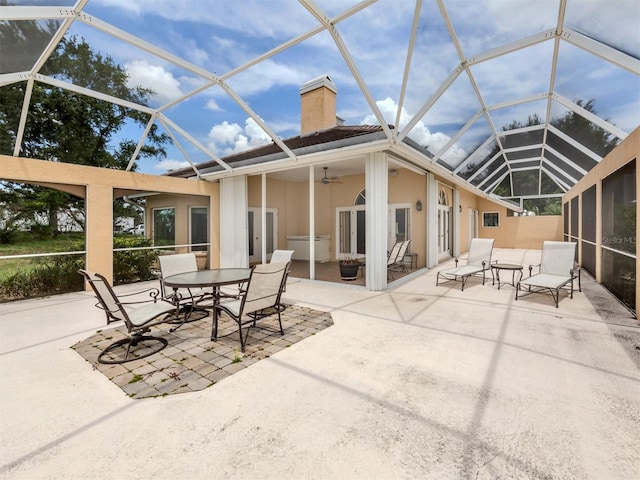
1,0,638,191
0,1,638,308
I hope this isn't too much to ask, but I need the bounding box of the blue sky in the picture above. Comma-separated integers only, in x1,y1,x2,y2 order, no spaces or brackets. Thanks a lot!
31,0,640,174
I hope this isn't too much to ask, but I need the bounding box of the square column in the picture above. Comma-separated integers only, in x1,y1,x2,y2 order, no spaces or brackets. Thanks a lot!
220,176,248,268
365,151,388,291
85,184,114,286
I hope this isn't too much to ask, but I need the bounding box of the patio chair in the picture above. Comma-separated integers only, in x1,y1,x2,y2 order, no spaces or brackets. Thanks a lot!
515,241,577,308
158,253,210,324
436,238,495,291
215,261,289,352
270,249,294,293
78,269,176,364
388,240,411,280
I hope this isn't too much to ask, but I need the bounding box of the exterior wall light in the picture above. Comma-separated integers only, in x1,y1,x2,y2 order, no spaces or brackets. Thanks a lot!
416,200,422,211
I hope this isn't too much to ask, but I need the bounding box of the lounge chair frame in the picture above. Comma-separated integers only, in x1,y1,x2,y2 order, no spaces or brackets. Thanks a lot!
436,238,495,291
515,241,578,308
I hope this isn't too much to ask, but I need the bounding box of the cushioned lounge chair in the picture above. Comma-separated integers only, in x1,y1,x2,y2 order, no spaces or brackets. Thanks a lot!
79,269,175,364
515,241,577,308
436,238,495,291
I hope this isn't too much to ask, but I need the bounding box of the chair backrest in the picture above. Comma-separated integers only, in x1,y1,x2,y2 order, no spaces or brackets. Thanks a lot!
466,238,495,267
158,253,198,278
540,241,576,276
396,240,411,262
78,269,130,325
241,262,289,316
387,241,402,266
270,250,294,264
158,253,199,297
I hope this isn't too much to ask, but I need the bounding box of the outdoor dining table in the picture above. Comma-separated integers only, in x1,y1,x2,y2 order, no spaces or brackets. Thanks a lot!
162,268,252,340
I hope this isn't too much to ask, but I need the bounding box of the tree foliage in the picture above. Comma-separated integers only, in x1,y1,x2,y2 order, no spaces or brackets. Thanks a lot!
0,19,170,236
466,101,620,215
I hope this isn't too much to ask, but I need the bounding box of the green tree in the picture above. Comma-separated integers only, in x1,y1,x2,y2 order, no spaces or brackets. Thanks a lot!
474,103,619,214
0,22,170,236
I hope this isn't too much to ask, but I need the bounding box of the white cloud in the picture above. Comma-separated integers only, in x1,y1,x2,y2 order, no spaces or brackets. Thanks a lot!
205,99,222,111
155,158,191,172
207,118,271,156
125,60,183,105
361,98,467,163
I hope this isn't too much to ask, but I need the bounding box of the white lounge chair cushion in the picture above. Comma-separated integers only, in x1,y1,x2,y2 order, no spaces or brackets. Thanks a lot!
440,265,486,277
519,273,571,290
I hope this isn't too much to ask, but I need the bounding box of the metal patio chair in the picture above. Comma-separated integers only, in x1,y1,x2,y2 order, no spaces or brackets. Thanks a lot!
158,253,211,326
436,238,495,291
515,241,578,308
79,269,176,364
215,261,289,352
388,240,411,280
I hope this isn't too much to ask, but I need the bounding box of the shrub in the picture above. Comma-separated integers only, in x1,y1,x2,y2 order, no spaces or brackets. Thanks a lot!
0,236,158,301
0,228,17,245
0,253,84,301
113,236,157,285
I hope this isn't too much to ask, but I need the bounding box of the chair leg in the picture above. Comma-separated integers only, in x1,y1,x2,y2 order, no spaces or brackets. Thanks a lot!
277,309,284,335
238,320,246,353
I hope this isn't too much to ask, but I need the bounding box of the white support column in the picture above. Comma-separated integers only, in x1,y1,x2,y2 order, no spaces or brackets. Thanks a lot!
261,173,267,264
220,175,248,268
365,151,388,290
426,173,438,268
452,188,460,258
309,165,316,279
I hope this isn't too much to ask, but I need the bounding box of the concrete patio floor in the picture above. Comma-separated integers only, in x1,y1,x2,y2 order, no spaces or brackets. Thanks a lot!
1,248,638,479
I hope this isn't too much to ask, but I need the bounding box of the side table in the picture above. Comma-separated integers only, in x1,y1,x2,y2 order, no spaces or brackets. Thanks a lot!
491,263,523,290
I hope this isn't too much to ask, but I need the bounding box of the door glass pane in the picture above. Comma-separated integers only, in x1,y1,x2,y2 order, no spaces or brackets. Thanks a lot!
266,212,274,255
248,211,254,256
395,208,408,242
153,208,175,247
339,211,351,254
190,207,207,252
356,210,366,255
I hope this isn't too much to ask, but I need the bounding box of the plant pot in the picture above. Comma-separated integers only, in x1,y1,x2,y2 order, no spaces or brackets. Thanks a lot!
339,261,360,281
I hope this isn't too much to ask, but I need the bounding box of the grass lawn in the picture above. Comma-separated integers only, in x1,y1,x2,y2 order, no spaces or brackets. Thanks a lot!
0,234,85,280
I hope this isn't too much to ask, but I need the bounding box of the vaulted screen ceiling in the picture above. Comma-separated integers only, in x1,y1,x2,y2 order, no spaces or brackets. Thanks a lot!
1,0,639,203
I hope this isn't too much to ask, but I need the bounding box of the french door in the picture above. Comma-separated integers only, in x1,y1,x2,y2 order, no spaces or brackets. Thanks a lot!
336,206,366,259
248,208,277,263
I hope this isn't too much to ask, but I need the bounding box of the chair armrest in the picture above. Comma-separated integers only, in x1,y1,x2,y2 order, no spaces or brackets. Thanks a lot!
528,263,541,276
117,286,161,301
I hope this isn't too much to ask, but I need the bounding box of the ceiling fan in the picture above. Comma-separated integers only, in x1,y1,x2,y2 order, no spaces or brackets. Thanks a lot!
320,167,342,184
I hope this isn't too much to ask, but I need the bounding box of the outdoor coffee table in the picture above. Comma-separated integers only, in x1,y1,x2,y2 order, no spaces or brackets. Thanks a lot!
491,263,523,290
163,268,251,340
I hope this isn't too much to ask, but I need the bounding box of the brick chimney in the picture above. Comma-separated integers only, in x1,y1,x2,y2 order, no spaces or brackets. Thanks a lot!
299,75,338,135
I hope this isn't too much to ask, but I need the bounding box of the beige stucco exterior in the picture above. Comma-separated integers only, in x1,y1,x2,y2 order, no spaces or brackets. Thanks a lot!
1,155,219,285
300,85,338,135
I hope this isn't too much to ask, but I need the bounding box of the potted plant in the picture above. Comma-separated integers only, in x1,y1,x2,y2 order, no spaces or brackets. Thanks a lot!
338,255,360,281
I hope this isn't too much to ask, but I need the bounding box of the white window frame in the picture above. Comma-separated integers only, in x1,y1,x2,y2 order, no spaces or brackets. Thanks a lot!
482,211,500,228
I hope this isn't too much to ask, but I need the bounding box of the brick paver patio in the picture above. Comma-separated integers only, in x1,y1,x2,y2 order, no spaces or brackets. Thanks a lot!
72,305,333,399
